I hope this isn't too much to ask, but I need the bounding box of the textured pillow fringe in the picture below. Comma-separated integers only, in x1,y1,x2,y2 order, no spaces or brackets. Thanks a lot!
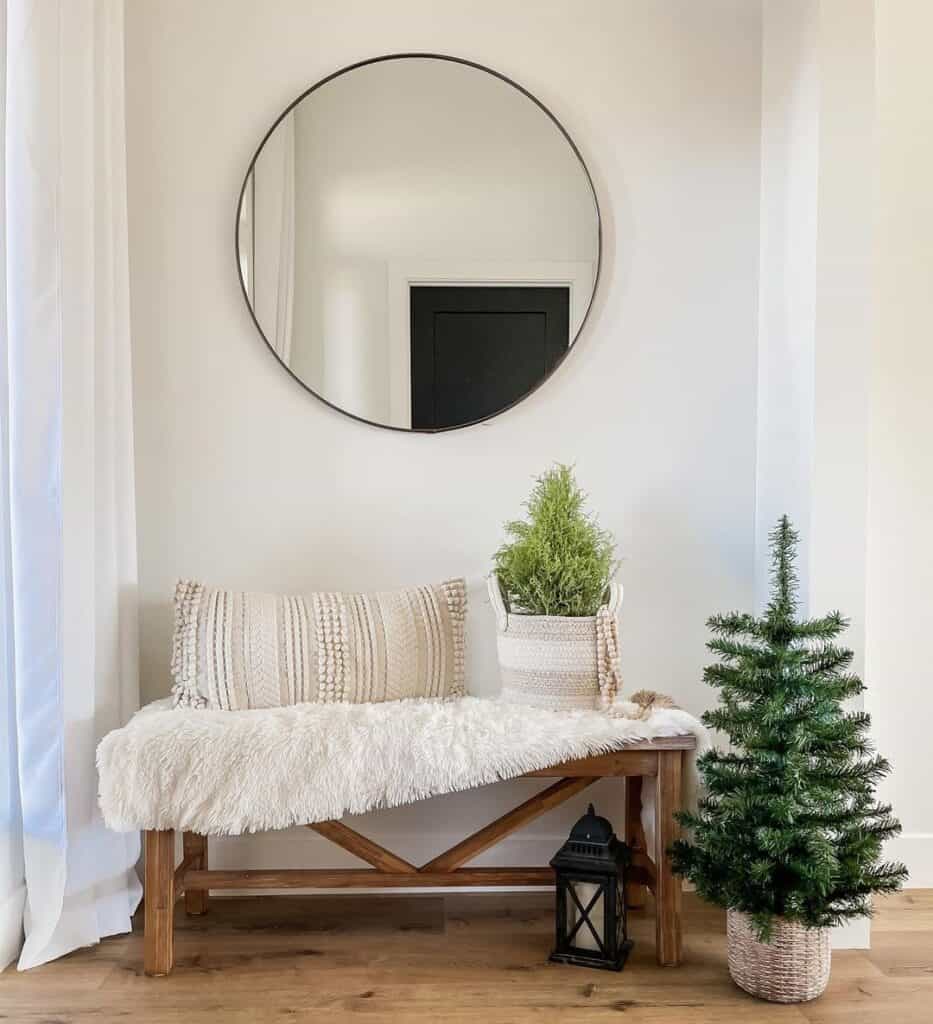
171,579,207,708
443,578,468,698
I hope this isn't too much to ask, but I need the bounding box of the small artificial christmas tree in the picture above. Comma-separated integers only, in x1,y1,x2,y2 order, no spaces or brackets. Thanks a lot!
671,516,907,939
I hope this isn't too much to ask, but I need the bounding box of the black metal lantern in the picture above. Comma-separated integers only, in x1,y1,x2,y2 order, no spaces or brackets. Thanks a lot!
549,803,633,971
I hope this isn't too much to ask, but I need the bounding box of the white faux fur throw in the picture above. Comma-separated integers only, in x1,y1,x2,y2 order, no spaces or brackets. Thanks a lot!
97,696,710,839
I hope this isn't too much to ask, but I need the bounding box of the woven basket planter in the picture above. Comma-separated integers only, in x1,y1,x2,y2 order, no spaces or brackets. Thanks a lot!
727,910,831,1003
487,574,623,711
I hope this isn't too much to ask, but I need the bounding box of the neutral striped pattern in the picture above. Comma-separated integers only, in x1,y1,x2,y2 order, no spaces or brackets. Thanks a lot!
488,575,623,712
496,614,603,710
171,578,466,711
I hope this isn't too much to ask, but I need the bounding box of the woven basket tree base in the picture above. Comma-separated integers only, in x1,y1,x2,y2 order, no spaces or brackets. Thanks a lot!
727,910,831,1003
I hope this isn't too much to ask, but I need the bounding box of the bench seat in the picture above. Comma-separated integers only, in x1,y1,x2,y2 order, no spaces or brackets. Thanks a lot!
96,696,706,976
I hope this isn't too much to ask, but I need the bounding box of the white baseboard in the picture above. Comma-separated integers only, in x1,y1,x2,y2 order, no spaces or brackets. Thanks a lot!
833,834,933,950
803,834,933,950
206,829,565,897
208,829,568,871
205,828,690,895
197,829,930,950
833,918,870,949
887,833,933,888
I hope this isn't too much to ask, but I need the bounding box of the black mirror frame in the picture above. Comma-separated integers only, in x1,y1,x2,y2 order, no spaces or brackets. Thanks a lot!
234,52,602,434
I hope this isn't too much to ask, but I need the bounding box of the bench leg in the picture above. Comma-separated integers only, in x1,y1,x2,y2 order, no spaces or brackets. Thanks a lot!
144,829,175,976
183,832,209,915
624,776,647,910
654,751,683,966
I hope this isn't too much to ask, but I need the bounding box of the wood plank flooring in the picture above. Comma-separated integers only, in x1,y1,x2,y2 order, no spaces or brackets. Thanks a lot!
0,891,929,1023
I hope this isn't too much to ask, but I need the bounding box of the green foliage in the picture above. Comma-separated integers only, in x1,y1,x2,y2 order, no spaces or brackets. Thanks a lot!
493,464,616,617
671,516,907,939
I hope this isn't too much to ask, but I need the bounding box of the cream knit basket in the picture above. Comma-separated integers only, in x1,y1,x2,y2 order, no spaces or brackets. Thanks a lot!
488,574,623,711
727,910,831,1003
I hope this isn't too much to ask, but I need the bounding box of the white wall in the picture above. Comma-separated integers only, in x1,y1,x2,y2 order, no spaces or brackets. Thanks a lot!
125,1,761,874
757,0,877,948
756,0,819,604
867,0,933,887
757,0,933,902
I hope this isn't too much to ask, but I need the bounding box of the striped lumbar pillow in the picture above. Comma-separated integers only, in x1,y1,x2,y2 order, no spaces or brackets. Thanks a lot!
171,578,466,710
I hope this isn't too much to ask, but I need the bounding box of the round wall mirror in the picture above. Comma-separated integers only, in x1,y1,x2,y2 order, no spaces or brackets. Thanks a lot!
236,54,600,432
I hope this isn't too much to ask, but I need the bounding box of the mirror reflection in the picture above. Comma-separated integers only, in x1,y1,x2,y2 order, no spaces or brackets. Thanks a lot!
237,56,600,431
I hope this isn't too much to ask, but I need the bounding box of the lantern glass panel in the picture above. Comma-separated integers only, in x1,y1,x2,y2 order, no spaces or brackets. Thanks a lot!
566,881,604,951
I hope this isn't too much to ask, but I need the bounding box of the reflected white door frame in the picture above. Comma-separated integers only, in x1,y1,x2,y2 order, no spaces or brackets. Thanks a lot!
386,259,595,429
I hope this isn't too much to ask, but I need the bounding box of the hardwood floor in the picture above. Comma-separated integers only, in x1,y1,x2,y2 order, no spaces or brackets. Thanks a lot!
1,891,930,1023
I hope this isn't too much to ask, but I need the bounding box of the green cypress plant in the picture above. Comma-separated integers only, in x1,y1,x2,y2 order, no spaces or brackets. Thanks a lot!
671,516,907,938
493,464,616,617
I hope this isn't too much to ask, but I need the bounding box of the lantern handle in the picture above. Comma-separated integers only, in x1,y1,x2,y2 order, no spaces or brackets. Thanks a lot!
487,573,510,632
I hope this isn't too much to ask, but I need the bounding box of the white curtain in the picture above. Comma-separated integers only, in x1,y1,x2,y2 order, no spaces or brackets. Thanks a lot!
0,0,141,971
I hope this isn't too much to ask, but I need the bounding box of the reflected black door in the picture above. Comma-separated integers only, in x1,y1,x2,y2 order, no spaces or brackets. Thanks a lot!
410,286,570,430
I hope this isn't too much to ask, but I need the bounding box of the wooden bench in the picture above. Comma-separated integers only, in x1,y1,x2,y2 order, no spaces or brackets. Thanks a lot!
144,735,695,975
